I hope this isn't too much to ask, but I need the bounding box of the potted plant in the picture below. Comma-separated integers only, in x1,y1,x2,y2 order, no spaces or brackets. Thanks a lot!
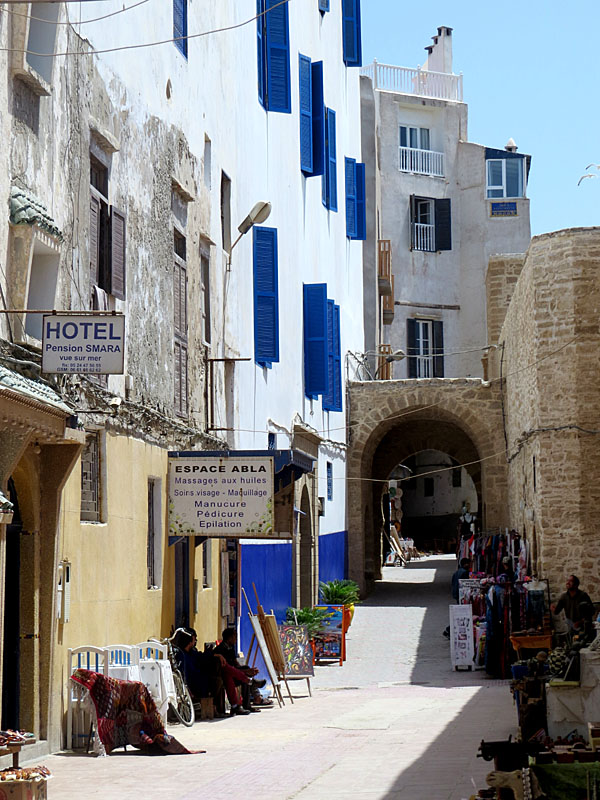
318,580,361,627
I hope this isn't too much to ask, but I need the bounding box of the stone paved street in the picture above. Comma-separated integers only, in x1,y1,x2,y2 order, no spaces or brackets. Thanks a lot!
35,556,515,799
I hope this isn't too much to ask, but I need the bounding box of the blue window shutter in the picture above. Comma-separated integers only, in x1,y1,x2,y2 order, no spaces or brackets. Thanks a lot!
257,0,266,107
265,0,291,113
303,284,328,398
355,162,366,240
342,0,362,67
173,0,187,58
319,0,330,11
299,55,313,174
433,321,444,378
323,109,337,211
407,318,417,378
253,227,279,367
323,299,335,409
311,62,325,177
333,304,342,411
345,157,357,238
434,198,452,251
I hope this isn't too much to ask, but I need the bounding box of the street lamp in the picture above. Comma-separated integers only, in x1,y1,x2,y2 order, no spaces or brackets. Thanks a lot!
227,201,272,269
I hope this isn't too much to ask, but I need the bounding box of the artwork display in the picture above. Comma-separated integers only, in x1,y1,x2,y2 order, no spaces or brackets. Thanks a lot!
278,625,314,677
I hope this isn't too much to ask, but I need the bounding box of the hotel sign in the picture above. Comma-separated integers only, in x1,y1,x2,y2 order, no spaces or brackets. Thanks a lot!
42,314,125,374
168,454,276,538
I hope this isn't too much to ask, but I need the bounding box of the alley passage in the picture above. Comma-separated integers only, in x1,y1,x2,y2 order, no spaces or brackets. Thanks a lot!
42,556,515,800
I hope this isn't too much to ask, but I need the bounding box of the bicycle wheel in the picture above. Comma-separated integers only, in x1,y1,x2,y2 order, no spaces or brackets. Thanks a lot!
169,669,195,727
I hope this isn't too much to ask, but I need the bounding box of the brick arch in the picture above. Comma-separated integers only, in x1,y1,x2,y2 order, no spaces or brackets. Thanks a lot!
347,380,508,593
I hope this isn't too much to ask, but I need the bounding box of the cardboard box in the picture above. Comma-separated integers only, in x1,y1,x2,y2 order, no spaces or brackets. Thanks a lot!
0,777,48,799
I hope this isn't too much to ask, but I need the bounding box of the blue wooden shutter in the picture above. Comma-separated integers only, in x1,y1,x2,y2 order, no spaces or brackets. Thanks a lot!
323,299,335,409
323,109,337,211
345,157,357,238
265,0,291,113
355,162,366,240
253,227,279,367
332,304,342,411
257,0,266,107
342,0,362,67
433,321,444,378
303,284,328,398
319,0,330,11
173,0,187,57
311,62,325,177
434,198,452,251
299,55,313,174
407,318,417,378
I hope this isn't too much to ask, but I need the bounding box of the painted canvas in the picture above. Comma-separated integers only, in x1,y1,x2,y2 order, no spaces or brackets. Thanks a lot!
315,605,344,632
313,633,342,659
278,625,314,677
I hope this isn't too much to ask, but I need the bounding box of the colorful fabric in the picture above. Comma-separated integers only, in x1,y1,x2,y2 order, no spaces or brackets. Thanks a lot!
71,668,202,756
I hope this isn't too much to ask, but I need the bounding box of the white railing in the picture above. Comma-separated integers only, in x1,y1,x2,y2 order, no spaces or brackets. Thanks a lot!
411,223,435,252
361,61,463,102
416,356,433,378
399,146,444,177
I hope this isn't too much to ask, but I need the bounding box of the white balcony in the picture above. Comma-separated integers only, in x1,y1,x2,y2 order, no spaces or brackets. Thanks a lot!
411,223,435,252
361,61,463,103
399,146,444,177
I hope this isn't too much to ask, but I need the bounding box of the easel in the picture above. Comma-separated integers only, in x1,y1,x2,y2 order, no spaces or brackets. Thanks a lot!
242,587,285,707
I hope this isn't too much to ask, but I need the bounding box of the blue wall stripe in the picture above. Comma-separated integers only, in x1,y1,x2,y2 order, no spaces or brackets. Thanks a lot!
318,530,347,584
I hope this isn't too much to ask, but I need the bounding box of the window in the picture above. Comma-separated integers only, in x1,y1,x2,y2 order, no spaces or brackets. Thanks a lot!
345,157,366,239
257,0,291,113
173,0,188,58
486,158,524,199
298,56,325,177
399,126,430,151
303,285,342,410
202,539,211,588
201,254,211,345
322,108,337,211
25,238,59,340
407,318,444,378
268,432,276,450
203,135,211,189
221,172,231,253
90,153,126,300
319,0,330,10
452,468,462,488
342,0,362,67
174,230,188,416
147,478,162,589
424,477,434,497
410,195,451,252
253,226,279,368
327,462,333,501
81,432,101,522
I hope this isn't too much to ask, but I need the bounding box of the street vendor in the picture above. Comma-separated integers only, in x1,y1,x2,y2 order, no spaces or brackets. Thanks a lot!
550,574,592,630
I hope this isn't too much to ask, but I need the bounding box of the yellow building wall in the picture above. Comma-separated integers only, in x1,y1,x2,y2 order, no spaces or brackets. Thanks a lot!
53,431,225,745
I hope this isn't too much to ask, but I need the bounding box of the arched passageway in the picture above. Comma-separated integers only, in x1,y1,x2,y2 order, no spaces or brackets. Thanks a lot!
347,379,508,593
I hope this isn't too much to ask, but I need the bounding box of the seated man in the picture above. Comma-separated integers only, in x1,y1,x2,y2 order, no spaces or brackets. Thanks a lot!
551,574,593,631
177,628,252,716
214,627,266,712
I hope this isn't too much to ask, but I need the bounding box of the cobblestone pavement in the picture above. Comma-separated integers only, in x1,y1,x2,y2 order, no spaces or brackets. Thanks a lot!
36,556,515,799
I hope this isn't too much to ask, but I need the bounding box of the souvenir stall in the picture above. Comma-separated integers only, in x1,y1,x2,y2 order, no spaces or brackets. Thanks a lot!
454,529,551,679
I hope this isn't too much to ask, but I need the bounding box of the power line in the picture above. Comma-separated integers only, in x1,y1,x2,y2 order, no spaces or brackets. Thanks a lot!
1,0,150,25
0,0,292,59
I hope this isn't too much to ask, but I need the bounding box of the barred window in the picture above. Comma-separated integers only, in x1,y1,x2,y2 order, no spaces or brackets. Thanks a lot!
80,432,101,521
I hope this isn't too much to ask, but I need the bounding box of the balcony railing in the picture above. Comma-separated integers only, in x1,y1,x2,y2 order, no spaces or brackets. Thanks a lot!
377,239,392,295
361,61,463,102
399,146,444,177
411,223,435,252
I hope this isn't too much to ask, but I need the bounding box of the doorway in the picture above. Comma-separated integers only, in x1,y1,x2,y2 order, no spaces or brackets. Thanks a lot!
2,479,21,729
299,487,313,607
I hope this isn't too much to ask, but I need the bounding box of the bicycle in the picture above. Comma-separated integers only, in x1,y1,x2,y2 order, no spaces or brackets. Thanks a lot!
149,632,195,727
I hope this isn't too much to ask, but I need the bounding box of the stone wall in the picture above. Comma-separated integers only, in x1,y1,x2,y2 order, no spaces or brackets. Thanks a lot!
499,228,600,597
486,253,526,345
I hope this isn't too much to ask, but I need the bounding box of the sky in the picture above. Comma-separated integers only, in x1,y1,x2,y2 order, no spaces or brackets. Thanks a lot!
361,1,599,236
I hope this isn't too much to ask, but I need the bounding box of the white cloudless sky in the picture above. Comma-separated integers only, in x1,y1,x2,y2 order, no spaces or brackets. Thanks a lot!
360,0,599,236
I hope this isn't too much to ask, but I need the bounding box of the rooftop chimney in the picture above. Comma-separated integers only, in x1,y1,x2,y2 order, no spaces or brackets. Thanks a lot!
505,138,518,153
422,26,453,74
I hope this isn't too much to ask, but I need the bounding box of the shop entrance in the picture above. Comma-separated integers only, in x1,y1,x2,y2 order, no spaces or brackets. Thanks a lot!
1,479,21,729
298,487,313,607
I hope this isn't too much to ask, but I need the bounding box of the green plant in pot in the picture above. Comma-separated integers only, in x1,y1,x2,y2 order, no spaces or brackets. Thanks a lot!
318,579,361,625
285,606,329,641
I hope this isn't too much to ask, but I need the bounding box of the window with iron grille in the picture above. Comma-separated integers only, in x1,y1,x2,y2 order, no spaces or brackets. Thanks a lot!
147,478,162,589
80,432,101,521
327,462,333,501
174,229,188,417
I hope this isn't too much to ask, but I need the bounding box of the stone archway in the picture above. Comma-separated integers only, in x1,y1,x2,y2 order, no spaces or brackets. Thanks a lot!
347,379,508,593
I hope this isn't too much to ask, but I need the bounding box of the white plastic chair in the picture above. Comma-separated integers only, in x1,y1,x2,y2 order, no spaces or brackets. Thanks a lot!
66,646,108,751
106,644,139,667
136,641,167,661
